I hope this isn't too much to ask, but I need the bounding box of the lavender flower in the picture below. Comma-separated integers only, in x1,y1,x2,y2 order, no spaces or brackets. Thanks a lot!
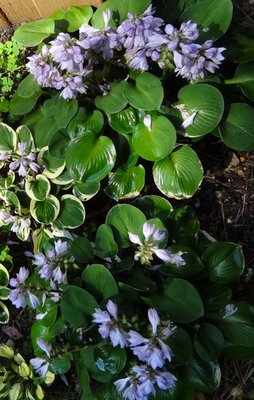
78,10,120,60
128,308,175,369
9,142,41,177
49,33,84,72
60,73,88,99
33,240,72,284
128,222,185,266
26,45,54,86
0,211,15,226
92,300,129,348
9,267,39,309
115,364,177,400
173,40,225,82
165,20,199,51
117,5,165,70
30,357,50,378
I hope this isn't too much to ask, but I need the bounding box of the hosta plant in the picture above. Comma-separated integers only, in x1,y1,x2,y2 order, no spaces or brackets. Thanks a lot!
3,200,254,400
9,0,254,202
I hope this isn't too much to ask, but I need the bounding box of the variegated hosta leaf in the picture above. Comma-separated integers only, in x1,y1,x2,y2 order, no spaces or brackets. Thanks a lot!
0,264,9,286
0,123,17,152
0,301,9,324
54,195,86,229
30,195,60,224
25,175,51,201
105,165,145,201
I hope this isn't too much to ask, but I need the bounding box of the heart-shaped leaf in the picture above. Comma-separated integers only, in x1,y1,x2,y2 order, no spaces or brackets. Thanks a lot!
65,6,93,32
124,72,164,111
202,242,245,284
226,62,254,101
106,204,146,248
95,81,128,114
105,165,145,201
25,175,51,201
132,115,176,161
30,195,60,224
194,323,224,362
13,19,55,47
82,264,119,300
218,103,254,151
153,146,203,199
180,0,233,41
54,195,85,229
66,131,116,182
177,84,224,137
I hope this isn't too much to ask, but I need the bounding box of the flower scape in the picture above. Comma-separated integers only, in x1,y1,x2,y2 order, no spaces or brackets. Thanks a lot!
0,0,254,399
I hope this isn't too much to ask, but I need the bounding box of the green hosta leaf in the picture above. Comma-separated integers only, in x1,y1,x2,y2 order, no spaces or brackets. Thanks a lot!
66,131,116,182
49,131,71,160
0,264,9,287
226,62,254,101
160,245,204,278
202,242,245,284
9,91,40,115
202,285,232,311
108,107,138,133
0,301,9,324
153,0,184,22
0,123,16,152
95,344,126,374
65,6,93,32
194,323,224,362
153,146,203,199
71,236,94,263
184,356,221,392
124,72,164,111
219,103,254,151
50,355,71,374
54,97,78,129
13,19,55,47
95,81,128,114
223,342,254,361
106,204,146,248
177,84,224,137
17,74,40,98
180,0,233,41
132,114,176,161
82,264,119,300
105,165,145,201
60,285,98,328
25,175,51,201
167,206,200,245
168,327,193,366
218,302,254,347
226,27,254,63
30,195,60,224
82,110,104,133
95,224,118,258
34,115,59,148
92,0,151,27
150,277,204,322
55,195,85,229
132,195,173,221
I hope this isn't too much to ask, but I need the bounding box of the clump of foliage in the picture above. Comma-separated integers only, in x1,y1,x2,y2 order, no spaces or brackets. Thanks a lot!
0,39,26,114
2,201,254,400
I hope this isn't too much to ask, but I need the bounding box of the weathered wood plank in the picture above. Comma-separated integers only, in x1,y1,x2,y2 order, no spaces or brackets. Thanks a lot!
35,0,102,18
0,0,42,24
0,7,11,28
0,0,102,25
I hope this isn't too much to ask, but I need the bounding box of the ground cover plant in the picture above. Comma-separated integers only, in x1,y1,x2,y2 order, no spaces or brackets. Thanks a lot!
0,0,254,399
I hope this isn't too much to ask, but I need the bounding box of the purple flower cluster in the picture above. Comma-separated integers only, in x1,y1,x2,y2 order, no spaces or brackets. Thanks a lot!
26,7,226,98
117,5,164,71
92,301,176,399
115,365,176,400
128,222,186,266
33,240,74,285
9,267,40,309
